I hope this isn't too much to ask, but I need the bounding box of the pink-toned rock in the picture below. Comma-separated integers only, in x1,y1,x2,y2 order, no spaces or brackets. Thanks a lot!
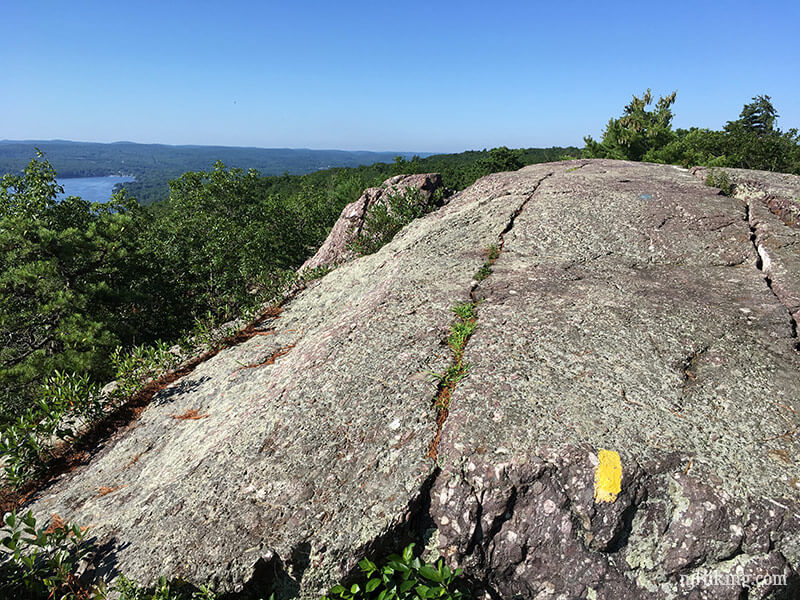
300,173,443,272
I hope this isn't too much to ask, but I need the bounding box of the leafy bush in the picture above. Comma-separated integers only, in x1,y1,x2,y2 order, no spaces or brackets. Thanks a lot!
110,342,179,399
349,187,432,257
1,519,465,600
0,510,94,599
644,127,730,167
475,147,523,174
321,544,468,600
705,168,735,197
0,510,223,599
0,340,181,487
0,372,101,487
114,575,218,600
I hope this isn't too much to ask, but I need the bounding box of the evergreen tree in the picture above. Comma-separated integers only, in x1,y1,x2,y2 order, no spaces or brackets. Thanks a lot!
729,94,778,136
584,89,677,161
0,154,144,422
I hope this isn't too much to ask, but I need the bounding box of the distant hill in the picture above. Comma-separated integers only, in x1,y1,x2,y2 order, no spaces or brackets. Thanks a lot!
0,140,427,204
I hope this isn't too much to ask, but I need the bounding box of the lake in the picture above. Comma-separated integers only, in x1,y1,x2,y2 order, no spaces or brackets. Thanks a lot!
57,176,136,204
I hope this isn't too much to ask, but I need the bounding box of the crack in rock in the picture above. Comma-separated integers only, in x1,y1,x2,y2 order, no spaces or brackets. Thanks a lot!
745,199,800,350
429,171,556,459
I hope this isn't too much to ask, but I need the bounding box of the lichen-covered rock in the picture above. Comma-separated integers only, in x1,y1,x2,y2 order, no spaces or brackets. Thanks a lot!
19,160,800,598
300,173,444,272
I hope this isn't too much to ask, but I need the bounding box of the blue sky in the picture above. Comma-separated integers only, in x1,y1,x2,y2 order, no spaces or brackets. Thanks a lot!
2,0,798,153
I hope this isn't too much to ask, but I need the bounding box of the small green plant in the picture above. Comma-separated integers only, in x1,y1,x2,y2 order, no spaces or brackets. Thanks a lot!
349,187,431,257
429,362,470,391
432,301,478,407
473,245,500,281
114,575,218,600
427,301,479,425
300,264,333,283
473,265,491,281
0,372,101,487
111,342,179,399
705,168,735,196
321,543,468,600
0,510,95,599
447,303,478,353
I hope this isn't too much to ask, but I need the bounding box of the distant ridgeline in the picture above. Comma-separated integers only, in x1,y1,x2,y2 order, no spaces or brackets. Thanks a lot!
0,141,426,205
0,140,580,205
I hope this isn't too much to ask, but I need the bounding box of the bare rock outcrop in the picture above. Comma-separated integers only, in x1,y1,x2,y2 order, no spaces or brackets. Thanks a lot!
19,160,800,598
300,173,444,272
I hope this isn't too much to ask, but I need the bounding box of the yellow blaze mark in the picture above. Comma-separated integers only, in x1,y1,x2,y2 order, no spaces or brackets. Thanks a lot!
594,449,622,503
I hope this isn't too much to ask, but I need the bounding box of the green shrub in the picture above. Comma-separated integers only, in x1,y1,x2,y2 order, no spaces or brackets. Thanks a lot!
473,265,491,281
0,372,101,487
473,245,500,281
111,341,179,399
113,575,218,600
0,341,180,488
705,168,735,196
0,510,222,599
321,544,468,600
349,187,432,257
0,510,94,599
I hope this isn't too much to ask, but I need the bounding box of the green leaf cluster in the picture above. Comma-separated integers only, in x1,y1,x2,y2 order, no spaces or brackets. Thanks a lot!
583,89,677,161
0,511,221,600
0,371,101,486
473,245,499,282
113,575,218,600
349,187,433,257
586,91,800,174
0,510,93,599
0,341,183,487
322,544,468,600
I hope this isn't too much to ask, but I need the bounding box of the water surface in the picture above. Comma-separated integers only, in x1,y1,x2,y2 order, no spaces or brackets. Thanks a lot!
57,176,136,204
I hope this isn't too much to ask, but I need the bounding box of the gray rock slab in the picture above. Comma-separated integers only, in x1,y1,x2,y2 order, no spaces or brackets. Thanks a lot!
18,160,800,599
23,165,555,595
435,160,800,598
300,173,444,272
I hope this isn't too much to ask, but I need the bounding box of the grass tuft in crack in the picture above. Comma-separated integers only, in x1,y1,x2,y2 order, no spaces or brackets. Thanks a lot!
427,301,479,459
473,244,500,282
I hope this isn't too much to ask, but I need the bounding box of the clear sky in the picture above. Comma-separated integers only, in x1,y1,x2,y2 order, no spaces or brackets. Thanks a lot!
2,0,798,153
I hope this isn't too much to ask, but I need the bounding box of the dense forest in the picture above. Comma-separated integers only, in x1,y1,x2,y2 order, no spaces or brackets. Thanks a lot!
0,141,427,205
